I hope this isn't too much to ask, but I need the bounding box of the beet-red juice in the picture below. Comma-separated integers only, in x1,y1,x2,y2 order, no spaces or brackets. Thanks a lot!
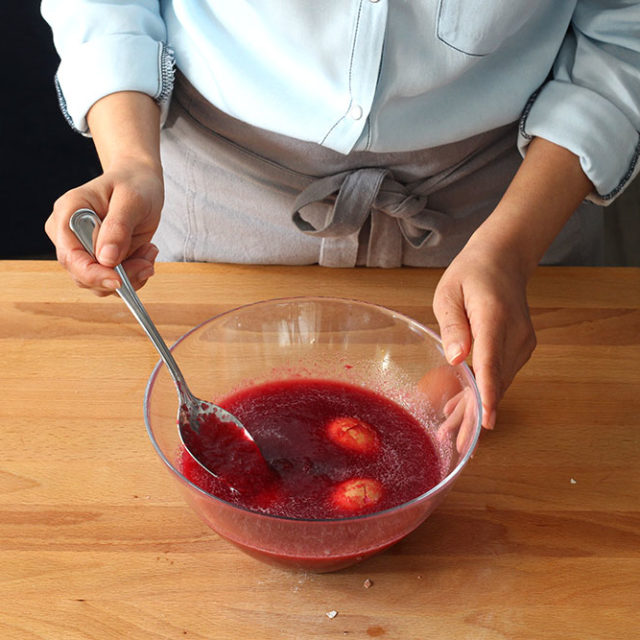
179,378,442,520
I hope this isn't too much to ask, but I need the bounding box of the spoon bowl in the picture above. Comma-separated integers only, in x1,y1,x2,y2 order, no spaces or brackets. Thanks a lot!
69,208,268,491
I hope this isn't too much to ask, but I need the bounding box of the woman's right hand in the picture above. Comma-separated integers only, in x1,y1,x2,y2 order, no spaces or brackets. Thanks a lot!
45,158,164,296
46,90,165,295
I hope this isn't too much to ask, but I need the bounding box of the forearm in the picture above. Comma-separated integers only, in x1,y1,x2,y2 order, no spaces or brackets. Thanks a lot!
87,91,162,173
468,136,594,277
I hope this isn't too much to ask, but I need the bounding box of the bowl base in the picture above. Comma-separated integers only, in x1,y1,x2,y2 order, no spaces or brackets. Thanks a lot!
228,537,400,573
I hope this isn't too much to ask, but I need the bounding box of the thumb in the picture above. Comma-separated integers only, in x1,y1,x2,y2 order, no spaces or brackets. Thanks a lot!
95,210,135,268
433,287,473,366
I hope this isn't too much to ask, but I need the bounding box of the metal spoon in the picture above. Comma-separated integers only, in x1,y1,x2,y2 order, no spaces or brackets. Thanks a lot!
69,208,269,492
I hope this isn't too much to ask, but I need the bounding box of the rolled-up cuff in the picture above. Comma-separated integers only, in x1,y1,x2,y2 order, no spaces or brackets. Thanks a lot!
55,35,175,135
518,80,640,205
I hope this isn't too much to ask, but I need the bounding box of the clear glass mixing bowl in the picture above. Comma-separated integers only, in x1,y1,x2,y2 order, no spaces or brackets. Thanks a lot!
144,297,481,572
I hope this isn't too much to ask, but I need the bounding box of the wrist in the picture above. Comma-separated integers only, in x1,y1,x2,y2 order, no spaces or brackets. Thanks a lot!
468,202,546,280
103,153,163,177
462,219,536,284
87,91,162,175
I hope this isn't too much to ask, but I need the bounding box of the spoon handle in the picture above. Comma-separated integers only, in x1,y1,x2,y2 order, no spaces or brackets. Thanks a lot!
69,209,191,395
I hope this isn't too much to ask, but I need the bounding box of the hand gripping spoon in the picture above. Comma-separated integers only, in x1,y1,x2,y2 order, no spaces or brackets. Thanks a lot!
69,209,271,494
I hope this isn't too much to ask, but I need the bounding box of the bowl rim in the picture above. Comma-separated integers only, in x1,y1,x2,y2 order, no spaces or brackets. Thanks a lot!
143,295,483,523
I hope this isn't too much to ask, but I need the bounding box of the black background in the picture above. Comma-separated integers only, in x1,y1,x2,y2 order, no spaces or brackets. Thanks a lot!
1,4,100,258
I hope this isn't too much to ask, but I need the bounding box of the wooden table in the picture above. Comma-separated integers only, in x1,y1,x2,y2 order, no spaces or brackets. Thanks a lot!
1,261,638,640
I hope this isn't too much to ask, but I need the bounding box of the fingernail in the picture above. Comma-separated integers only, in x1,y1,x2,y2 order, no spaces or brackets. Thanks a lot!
101,278,120,290
98,244,120,266
484,408,496,430
446,343,463,364
143,244,159,262
138,266,155,281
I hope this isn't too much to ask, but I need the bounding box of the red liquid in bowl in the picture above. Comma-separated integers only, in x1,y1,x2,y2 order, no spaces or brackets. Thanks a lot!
180,379,442,520
176,378,446,570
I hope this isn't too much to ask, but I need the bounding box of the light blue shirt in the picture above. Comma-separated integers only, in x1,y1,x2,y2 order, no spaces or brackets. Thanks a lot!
41,0,640,204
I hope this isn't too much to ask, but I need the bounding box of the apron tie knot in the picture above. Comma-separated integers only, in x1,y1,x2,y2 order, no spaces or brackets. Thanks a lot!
292,167,456,267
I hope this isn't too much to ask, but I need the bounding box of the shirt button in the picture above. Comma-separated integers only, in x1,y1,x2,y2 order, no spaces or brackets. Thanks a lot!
349,104,363,120
369,0,380,3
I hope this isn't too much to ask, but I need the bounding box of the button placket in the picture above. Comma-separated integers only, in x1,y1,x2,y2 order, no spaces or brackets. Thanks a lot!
321,0,388,153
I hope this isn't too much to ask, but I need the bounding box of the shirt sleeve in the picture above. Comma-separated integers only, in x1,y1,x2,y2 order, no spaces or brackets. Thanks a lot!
41,0,175,135
517,0,640,205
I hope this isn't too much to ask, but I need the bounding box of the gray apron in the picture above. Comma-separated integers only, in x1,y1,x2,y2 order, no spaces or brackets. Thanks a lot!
155,73,603,267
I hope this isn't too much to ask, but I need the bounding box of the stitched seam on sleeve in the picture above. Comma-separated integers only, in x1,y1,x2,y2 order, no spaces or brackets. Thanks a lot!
599,134,640,201
54,74,84,134
156,42,175,103
518,89,539,141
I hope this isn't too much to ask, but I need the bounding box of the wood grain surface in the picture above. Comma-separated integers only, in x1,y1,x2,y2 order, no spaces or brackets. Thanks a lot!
1,261,639,640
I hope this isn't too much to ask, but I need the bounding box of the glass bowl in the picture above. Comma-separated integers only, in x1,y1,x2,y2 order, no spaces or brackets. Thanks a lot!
144,297,481,572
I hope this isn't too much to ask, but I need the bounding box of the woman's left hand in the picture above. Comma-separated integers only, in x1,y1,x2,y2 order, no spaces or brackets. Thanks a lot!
434,136,595,430
432,237,537,430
